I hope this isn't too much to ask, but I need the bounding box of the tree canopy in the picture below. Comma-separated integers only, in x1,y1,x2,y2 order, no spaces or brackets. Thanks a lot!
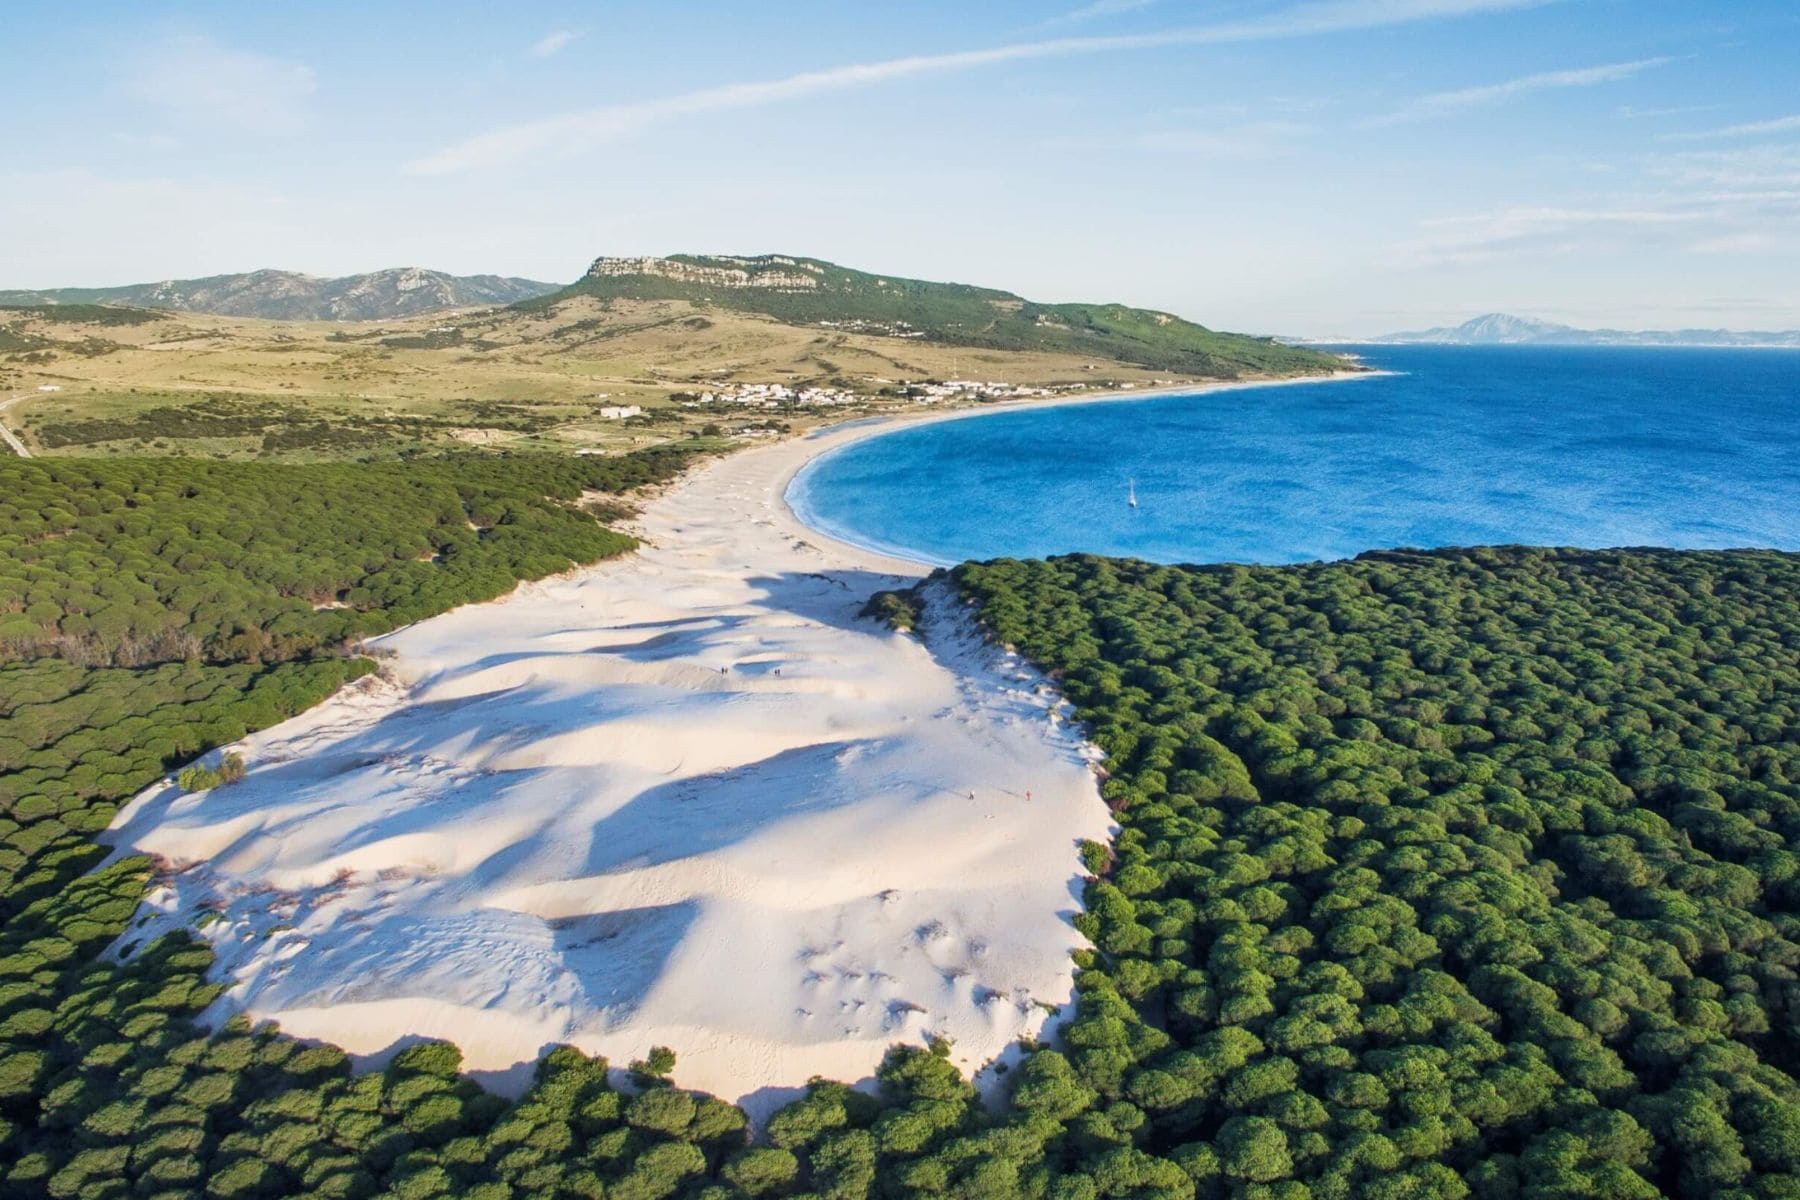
951,546,1800,1198
0,450,693,666
8,439,1800,1200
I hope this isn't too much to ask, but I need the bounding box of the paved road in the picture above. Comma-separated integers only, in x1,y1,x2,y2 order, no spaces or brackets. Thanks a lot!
0,395,31,457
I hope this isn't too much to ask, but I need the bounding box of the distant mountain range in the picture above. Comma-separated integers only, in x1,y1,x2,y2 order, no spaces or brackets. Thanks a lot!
540,253,1339,377
1361,313,1800,349
0,268,560,321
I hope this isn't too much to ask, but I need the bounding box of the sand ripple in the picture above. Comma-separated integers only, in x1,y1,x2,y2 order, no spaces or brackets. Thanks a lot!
106,429,1111,1119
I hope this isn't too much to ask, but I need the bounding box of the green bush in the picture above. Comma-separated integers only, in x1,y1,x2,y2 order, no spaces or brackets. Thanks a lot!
176,765,222,793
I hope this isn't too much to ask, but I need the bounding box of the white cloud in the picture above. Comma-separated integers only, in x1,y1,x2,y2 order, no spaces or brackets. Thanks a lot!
1688,231,1779,254
1047,0,1159,27
129,34,316,136
1369,57,1671,126
531,30,581,58
1662,113,1800,142
1616,103,1719,120
1651,144,1800,190
1398,136,1800,271
1400,188,1800,267
408,0,1563,174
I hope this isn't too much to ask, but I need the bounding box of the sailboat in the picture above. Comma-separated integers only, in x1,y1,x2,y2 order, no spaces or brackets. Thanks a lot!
1127,479,1138,509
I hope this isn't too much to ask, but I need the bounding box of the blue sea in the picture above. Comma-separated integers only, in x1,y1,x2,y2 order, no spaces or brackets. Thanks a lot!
787,346,1800,567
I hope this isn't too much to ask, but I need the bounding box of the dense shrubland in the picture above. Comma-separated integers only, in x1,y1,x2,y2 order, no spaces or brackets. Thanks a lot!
25,394,575,459
8,435,1800,1199
0,305,169,327
0,657,372,927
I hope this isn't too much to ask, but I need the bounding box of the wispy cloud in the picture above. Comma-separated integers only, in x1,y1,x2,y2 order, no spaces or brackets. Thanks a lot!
130,34,316,136
1650,143,1800,190
1406,204,1694,265
1662,113,1800,142
1616,103,1719,120
1401,185,1800,267
1046,0,1159,27
408,0,1563,174
1398,122,1800,268
1369,57,1671,126
530,30,581,58
110,131,182,151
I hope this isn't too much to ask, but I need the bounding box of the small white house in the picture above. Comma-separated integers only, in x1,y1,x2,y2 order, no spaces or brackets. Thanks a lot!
598,405,642,420
36,384,61,393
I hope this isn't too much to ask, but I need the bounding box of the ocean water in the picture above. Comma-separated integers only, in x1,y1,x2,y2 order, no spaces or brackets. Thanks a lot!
787,346,1800,567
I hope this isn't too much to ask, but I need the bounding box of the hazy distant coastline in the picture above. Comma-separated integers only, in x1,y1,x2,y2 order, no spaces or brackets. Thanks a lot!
1304,312,1800,349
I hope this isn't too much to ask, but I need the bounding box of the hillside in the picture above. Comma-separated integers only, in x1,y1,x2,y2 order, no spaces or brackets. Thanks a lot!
541,253,1338,377
0,267,560,321
0,261,1351,463
1368,312,1800,348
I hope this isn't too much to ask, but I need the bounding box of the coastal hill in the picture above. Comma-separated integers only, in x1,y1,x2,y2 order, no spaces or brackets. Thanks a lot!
540,252,1333,377
0,255,1346,461
0,253,1345,377
1365,311,1800,348
0,267,560,321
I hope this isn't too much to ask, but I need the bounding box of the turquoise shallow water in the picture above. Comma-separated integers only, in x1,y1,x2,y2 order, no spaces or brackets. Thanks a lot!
787,346,1800,566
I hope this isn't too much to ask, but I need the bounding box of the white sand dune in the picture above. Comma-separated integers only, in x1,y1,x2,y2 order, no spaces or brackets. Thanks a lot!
106,420,1115,1119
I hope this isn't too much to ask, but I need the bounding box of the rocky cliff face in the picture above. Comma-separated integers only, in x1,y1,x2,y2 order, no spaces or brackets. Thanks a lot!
0,268,561,320
585,255,823,291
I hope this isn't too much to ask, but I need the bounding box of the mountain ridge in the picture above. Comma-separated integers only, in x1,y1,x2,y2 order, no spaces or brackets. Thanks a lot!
531,252,1341,377
0,267,560,321
1363,312,1800,348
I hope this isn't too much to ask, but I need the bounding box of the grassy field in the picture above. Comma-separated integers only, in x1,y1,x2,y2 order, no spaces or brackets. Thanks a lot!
0,294,1346,462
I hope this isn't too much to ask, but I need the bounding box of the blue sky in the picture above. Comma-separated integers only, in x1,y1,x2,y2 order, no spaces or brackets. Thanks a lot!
4,0,1798,334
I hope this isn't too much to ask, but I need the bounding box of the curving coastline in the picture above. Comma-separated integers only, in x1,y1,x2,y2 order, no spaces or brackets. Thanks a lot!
782,370,1380,569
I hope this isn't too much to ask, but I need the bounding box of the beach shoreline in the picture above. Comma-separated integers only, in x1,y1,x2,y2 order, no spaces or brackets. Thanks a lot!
101,364,1373,1122
770,367,1382,571
104,379,1142,1120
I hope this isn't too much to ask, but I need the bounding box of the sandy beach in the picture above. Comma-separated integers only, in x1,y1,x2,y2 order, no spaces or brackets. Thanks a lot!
104,369,1360,1119
105,403,1124,1121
